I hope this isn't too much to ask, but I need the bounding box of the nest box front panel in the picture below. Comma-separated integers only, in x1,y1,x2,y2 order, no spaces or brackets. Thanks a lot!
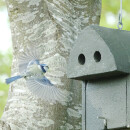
126,76,130,126
86,76,127,130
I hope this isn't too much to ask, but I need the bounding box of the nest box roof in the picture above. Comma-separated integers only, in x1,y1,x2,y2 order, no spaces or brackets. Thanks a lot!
67,25,130,80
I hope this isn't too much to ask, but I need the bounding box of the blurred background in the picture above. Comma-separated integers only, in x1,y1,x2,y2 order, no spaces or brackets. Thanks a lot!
0,0,130,117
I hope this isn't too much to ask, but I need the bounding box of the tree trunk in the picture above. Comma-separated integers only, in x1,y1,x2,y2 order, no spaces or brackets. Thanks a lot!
1,0,101,129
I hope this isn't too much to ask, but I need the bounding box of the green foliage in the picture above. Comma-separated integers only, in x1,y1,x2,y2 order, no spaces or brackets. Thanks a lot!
100,0,130,31
0,50,12,117
0,0,5,8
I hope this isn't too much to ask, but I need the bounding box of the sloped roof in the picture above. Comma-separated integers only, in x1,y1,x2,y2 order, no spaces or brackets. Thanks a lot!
90,25,130,73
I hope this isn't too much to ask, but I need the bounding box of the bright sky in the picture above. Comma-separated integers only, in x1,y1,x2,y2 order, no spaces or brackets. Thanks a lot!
106,12,116,25
0,7,12,53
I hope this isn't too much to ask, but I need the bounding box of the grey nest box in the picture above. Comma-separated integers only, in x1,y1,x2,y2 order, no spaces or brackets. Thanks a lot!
67,25,130,130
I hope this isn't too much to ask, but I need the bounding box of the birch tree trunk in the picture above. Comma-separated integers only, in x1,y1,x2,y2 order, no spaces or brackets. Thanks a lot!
0,0,101,129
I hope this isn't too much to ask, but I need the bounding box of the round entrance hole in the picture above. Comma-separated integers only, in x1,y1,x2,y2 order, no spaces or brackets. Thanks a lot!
78,54,85,65
94,51,101,62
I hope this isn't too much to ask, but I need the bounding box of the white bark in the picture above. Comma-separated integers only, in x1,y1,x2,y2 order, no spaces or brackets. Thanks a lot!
1,0,101,129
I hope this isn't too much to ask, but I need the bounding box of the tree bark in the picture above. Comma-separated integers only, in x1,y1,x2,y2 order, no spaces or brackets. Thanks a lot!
1,0,101,129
